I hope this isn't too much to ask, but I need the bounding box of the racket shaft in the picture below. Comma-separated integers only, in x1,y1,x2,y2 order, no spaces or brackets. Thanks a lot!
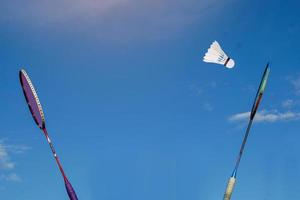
43,129,78,199
223,177,236,200
43,129,67,179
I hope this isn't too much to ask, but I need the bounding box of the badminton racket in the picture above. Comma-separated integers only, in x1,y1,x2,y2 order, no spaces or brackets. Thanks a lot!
19,69,78,200
223,63,270,200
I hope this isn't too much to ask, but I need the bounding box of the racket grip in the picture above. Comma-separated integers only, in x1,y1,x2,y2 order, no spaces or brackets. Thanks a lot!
65,179,78,200
223,177,236,200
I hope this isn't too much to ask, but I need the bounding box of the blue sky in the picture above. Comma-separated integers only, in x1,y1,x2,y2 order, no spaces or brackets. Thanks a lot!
1,0,300,199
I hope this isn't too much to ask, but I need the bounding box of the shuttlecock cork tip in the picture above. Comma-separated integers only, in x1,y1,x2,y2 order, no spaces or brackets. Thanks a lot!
225,58,235,68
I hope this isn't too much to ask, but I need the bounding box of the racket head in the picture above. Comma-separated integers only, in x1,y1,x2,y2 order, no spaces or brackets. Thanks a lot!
250,63,270,118
19,69,46,129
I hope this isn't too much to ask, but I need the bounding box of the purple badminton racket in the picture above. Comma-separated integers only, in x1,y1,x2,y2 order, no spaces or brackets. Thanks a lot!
19,69,78,200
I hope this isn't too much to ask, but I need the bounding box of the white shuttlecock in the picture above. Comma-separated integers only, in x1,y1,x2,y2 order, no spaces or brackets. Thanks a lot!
203,41,235,68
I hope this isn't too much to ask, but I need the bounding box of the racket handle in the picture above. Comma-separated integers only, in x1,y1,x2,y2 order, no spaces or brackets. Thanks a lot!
223,177,236,200
65,179,78,200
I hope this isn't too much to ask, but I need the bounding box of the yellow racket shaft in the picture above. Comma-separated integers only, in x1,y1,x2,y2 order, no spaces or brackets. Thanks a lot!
223,177,236,200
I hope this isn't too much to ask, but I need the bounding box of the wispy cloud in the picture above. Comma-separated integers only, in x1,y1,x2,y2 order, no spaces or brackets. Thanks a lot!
189,81,217,111
202,102,213,111
0,0,233,42
3,144,31,154
288,75,300,95
282,99,294,109
229,110,300,123
0,141,30,183
189,84,203,96
0,144,14,170
0,173,22,182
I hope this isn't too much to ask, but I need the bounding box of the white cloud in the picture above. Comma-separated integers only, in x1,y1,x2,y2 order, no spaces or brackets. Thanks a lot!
0,0,234,42
282,99,294,108
228,112,250,122
202,102,213,111
0,173,22,182
289,75,300,95
5,173,22,182
189,82,217,111
0,144,14,170
189,84,203,96
4,144,31,154
0,141,29,183
229,110,300,123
